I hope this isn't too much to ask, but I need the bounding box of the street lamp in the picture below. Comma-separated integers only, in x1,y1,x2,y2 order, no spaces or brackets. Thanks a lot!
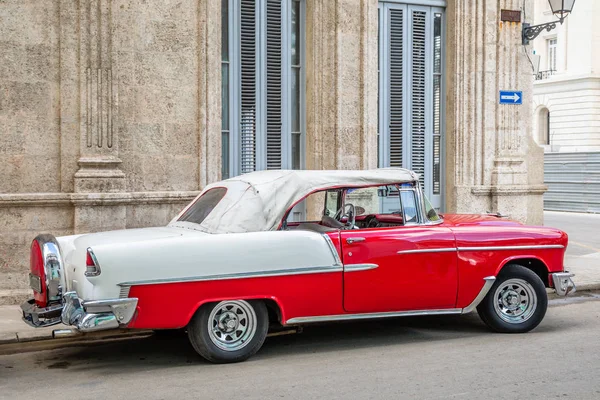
522,0,576,45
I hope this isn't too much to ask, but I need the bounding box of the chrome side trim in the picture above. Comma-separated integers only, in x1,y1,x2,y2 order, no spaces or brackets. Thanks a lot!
285,277,497,325
285,308,462,325
461,276,496,313
118,265,344,287
397,248,457,255
322,234,343,266
344,263,379,272
457,245,564,252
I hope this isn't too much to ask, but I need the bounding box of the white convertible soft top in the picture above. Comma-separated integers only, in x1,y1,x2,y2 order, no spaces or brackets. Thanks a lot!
169,168,418,234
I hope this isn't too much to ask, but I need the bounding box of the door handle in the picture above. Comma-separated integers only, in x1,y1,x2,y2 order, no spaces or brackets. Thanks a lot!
346,237,365,244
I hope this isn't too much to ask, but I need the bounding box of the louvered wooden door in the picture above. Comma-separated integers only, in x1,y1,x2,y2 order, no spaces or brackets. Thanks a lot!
378,3,444,210
225,0,303,178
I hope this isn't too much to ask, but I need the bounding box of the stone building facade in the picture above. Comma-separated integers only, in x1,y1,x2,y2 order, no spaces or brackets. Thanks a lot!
531,0,600,152
0,0,544,303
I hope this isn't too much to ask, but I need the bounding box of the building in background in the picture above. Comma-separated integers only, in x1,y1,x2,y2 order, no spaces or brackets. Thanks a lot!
531,0,600,152
0,0,544,302
531,0,600,212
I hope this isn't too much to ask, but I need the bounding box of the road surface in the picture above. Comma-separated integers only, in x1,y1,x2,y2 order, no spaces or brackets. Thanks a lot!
1,293,599,399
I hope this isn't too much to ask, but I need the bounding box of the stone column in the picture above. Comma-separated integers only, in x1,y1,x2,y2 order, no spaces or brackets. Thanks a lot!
198,0,223,187
445,0,546,224
71,0,126,233
306,0,378,171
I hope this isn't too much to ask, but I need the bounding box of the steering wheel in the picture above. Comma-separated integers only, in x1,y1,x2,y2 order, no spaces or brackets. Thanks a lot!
333,203,356,229
364,214,380,228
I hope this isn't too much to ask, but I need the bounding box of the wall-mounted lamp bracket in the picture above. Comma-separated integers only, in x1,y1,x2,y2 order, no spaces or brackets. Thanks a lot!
522,21,561,45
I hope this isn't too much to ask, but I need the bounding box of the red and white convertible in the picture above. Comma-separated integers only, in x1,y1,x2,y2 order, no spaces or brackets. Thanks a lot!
22,168,575,363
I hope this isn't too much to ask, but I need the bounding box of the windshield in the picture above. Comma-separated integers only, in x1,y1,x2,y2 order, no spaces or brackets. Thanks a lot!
178,187,227,225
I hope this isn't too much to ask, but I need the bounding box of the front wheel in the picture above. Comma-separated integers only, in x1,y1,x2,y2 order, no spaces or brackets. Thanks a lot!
187,299,268,363
477,264,548,333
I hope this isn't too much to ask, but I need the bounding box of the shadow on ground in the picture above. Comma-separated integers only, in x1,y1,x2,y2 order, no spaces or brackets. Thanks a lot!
14,313,501,373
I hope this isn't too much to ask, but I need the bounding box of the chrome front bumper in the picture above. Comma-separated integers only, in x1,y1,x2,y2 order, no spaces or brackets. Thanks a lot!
21,292,138,333
551,272,576,296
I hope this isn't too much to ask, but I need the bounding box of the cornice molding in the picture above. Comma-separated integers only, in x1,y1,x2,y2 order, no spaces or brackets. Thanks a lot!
0,191,200,208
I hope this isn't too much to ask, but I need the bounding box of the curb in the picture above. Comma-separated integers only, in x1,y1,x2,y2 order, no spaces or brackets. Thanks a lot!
0,329,154,355
574,283,600,292
0,327,303,355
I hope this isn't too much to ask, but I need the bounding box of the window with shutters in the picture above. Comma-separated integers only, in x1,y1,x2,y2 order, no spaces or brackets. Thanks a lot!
221,0,305,179
547,38,557,72
378,3,445,209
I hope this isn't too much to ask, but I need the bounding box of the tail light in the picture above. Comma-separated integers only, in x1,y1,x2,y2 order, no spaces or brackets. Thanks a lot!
85,248,101,277
30,239,47,307
30,235,63,308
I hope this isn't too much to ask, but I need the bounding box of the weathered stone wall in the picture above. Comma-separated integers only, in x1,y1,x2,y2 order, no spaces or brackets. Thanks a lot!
0,0,221,303
0,1,61,193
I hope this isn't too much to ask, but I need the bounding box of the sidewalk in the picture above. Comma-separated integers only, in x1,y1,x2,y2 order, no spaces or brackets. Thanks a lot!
0,305,152,350
1,210,599,349
0,305,64,344
545,210,600,290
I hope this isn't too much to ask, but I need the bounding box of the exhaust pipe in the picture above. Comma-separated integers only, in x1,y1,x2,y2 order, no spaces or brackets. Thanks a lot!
52,329,82,339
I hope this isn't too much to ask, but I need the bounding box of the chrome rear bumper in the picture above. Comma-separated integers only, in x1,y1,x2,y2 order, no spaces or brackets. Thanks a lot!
21,299,63,328
61,292,138,332
21,292,138,333
551,272,576,296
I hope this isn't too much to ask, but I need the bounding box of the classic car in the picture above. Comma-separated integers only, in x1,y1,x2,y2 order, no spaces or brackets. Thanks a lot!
22,168,575,363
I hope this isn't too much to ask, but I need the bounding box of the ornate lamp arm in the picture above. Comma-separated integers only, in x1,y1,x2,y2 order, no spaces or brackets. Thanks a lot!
522,19,563,45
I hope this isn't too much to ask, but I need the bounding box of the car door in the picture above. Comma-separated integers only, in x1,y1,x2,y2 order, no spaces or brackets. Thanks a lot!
340,225,458,313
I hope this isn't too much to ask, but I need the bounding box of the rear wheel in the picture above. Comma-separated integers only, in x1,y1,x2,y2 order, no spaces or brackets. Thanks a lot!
477,264,548,333
187,299,268,363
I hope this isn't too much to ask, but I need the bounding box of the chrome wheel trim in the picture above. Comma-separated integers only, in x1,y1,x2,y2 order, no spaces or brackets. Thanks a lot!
493,278,537,324
207,300,257,352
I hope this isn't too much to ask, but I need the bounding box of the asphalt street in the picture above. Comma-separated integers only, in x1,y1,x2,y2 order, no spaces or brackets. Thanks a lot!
0,293,599,400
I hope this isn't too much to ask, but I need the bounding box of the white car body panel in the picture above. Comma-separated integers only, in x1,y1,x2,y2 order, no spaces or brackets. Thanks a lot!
61,229,340,301
57,227,202,300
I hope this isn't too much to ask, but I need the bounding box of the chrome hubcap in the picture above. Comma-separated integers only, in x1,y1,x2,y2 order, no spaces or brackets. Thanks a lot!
493,278,537,324
208,300,257,351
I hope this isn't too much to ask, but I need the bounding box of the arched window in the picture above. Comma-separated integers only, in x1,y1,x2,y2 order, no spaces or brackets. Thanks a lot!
538,107,550,145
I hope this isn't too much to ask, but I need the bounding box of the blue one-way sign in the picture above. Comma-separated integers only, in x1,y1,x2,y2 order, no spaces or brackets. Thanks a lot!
499,90,522,105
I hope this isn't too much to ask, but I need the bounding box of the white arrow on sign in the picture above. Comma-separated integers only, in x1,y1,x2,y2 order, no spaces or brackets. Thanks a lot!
500,92,520,102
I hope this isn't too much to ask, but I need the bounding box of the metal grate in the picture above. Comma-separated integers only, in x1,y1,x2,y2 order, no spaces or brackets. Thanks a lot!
266,0,282,169
544,152,600,213
240,0,257,173
389,9,404,167
410,10,427,184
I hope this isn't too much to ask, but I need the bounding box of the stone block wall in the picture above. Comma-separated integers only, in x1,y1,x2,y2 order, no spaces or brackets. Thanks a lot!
0,0,221,303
